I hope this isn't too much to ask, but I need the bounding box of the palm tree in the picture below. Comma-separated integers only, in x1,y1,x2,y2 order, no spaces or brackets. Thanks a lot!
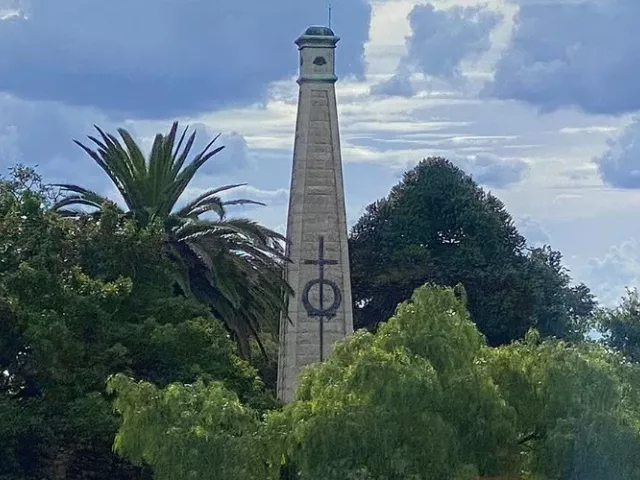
52,121,291,358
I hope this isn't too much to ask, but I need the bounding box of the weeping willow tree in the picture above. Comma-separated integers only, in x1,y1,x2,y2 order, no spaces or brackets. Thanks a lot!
108,285,640,479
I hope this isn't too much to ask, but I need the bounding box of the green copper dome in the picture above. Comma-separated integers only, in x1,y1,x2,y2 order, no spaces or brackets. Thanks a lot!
304,25,335,36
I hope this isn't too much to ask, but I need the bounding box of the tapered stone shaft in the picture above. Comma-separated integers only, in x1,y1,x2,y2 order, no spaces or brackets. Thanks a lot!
276,25,353,403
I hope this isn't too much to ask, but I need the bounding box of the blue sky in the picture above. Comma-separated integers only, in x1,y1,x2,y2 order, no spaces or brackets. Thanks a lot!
2,0,640,306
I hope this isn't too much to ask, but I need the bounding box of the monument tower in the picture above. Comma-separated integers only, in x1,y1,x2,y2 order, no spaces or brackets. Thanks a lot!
276,25,353,402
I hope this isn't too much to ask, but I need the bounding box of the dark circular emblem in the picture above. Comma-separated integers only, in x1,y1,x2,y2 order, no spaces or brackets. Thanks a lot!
301,278,342,319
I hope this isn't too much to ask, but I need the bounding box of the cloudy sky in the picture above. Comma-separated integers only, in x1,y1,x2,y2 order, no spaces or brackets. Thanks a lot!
1,0,640,306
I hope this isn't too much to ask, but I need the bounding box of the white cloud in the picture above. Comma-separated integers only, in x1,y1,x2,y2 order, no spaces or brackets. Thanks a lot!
453,152,529,187
586,239,640,307
516,216,551,247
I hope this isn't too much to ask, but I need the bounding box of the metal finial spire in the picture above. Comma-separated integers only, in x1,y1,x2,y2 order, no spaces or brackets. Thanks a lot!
328,4,332,28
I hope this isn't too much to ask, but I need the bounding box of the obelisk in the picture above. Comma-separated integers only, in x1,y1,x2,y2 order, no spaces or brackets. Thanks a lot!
277,25,353,403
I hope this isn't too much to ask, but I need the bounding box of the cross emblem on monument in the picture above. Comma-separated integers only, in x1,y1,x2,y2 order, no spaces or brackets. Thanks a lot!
302,235,342,361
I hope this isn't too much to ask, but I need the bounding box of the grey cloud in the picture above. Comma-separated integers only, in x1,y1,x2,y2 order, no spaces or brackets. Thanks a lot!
371,2,501,96
405,3,501,80
0,0,370,119
516,216,552,247
0,96,255,194
0,94,114,189
370,72,415,98
587,239,640,307
594,118,640,189
453,152,529,188
486,0,640,115
391,153,528,187
164,123,253,176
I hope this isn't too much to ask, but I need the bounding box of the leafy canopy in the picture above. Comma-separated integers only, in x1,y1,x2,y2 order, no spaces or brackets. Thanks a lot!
108,375,280,480
349,157,595,345
0,167,272,480
50,122,292,357
270,285,519,479
596,287,640,363
272,286,640,479
108,285,640,479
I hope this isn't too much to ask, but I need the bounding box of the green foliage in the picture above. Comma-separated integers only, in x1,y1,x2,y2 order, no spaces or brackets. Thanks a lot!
0,164,61,208
269,285,518,479
249,333,280,397
487,334,640,479
596,287,640,362
108,375,280,480
105,284,640,479
51,122,292,357
523,246,596,340
0,168,273,479
349,157,595,345
3,163,634,480
269,285,640,480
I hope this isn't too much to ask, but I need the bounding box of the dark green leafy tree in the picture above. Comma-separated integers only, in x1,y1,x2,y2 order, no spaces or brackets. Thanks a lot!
349,157,595,345
519,246,597,340
51,122,291,356
0,168,273,480
596,287,640,362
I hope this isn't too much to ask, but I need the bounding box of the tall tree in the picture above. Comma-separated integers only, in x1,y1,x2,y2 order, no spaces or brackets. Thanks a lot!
272,286,640,479
0,167,273,479
51,122,291,356
108,285,640,479
596,287,640,362
349,157,595,345
270,285,519,479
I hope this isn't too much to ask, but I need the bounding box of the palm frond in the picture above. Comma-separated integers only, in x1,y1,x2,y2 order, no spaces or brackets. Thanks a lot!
175,183,246,218
55,207,99,218
148,133,167,209
77,129,142,211
178,197,267,220
72,139,133,209
56,121,293,355
162,122,180,177
51,196,102,211
92,127,143,205
159,136,225,218
173,218,256,241
50,183,123,216
51,184,113,209
172,124,190,163
222,199,266,208
170,129,197,179
184,199,226,219
117,128,148,182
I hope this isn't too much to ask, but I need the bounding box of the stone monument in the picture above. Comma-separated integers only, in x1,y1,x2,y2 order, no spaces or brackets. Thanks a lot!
276,25,353,403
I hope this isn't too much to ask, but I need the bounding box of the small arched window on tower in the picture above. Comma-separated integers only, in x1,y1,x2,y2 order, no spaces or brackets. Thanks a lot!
312,56,328,75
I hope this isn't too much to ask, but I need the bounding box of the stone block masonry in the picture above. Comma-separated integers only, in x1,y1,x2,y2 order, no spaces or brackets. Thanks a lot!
277,26,353,403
